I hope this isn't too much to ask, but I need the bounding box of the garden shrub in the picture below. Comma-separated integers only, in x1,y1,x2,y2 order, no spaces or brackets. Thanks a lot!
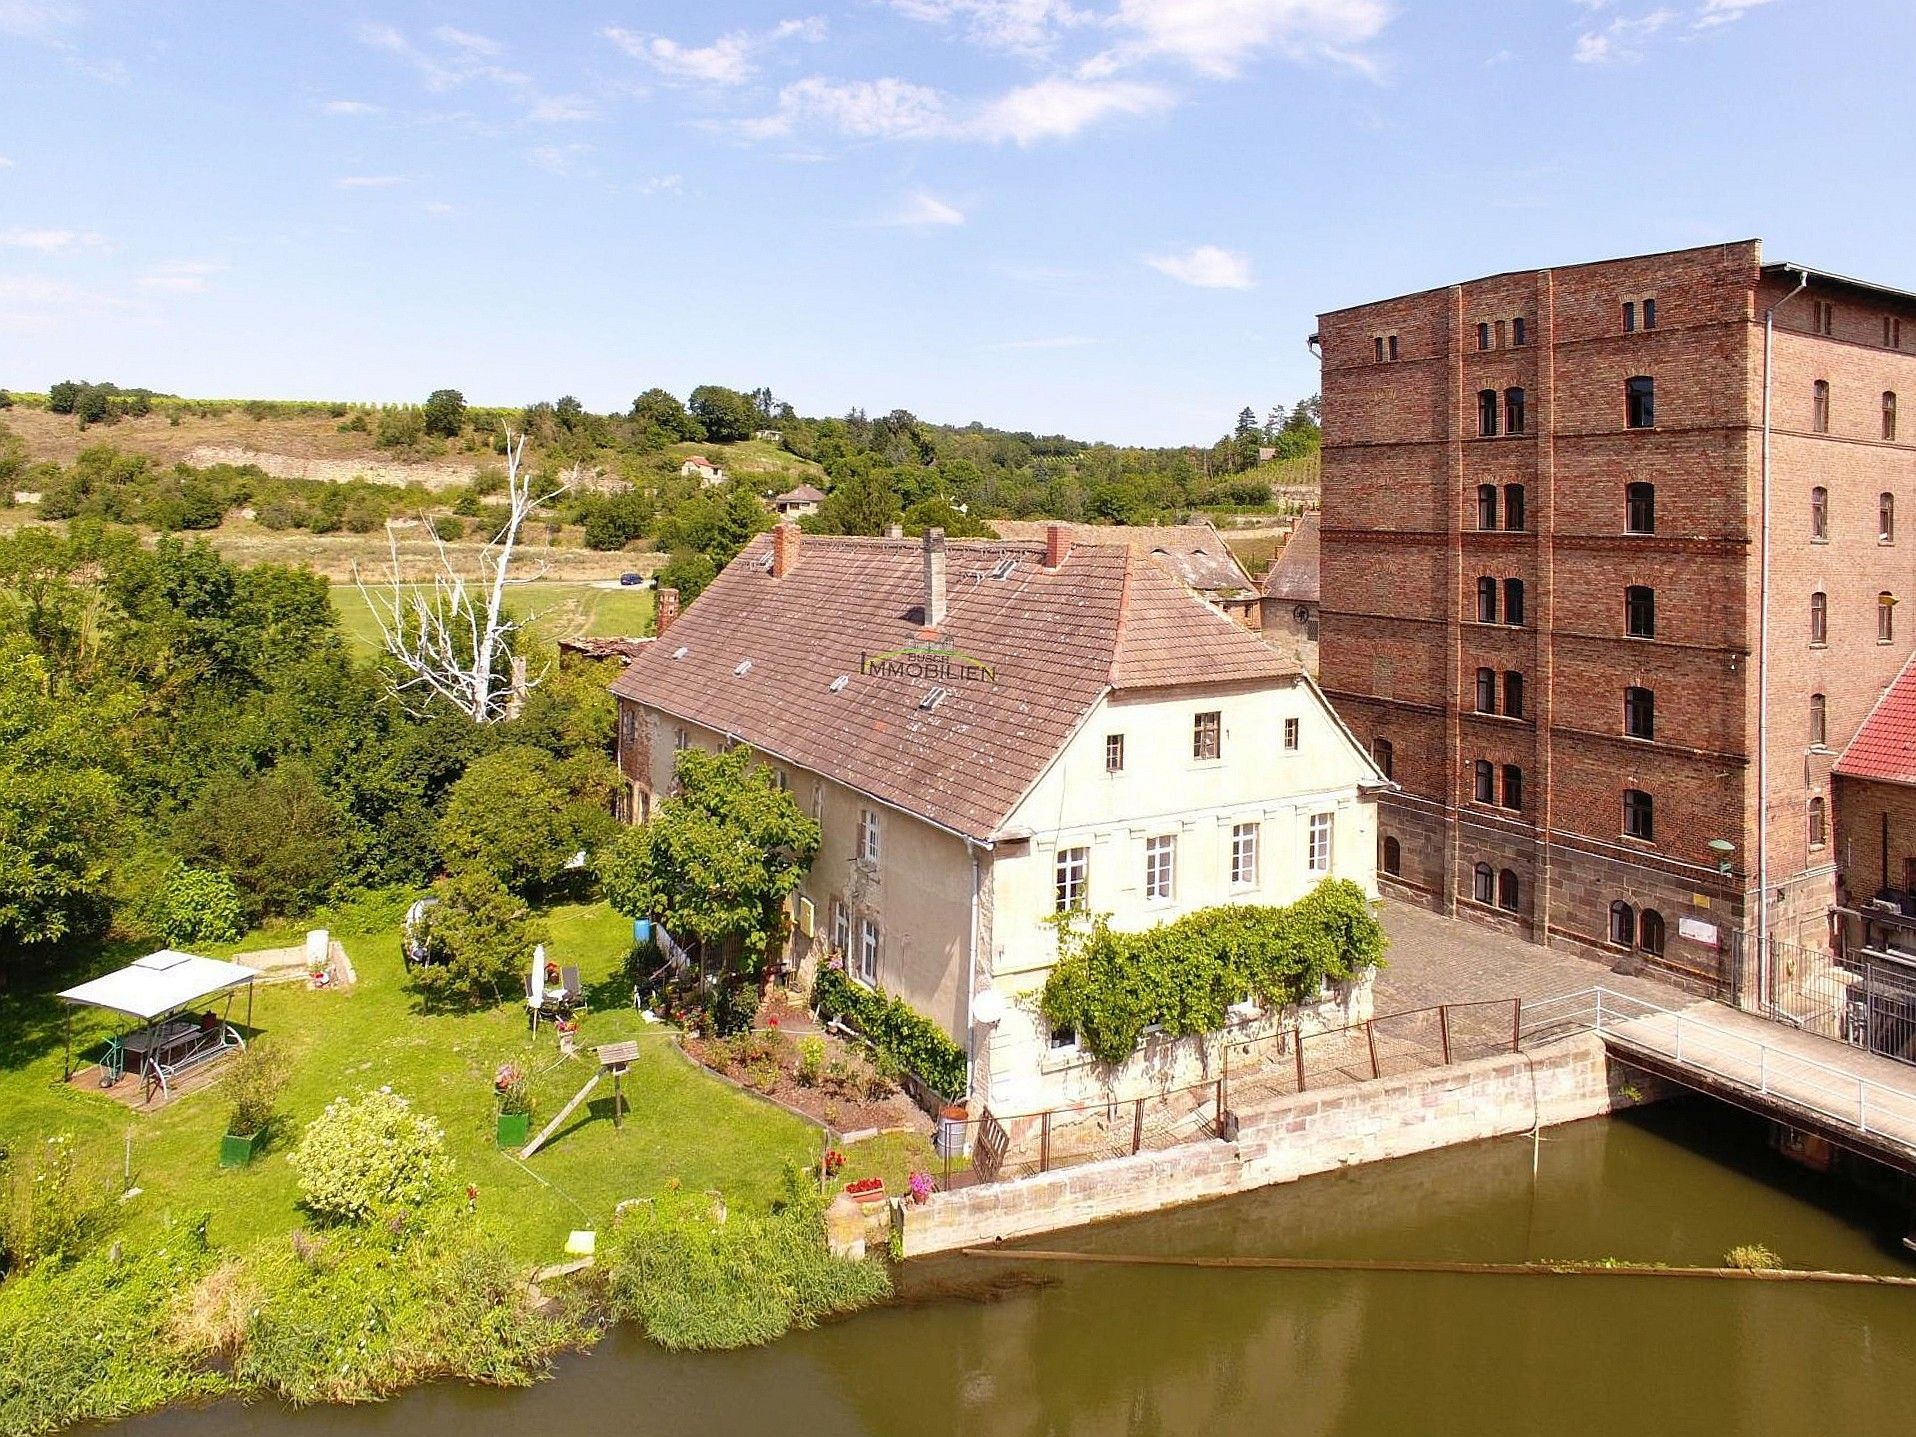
140,864,247,947
1039,878,1387,1065
233,1219,574,1404
812,965,966,1099
603,1173,889,1350
288,1089,449,1225
220,1041,291,1137
0,1239,222,1435
410,869,547,1006
0,1135,113,1274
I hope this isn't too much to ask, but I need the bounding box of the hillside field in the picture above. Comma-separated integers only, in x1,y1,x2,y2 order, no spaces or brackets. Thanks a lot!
331,579,656,653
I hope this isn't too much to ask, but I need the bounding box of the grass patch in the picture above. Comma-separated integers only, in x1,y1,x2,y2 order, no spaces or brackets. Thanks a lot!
0,898,815,1265
330,582,656,655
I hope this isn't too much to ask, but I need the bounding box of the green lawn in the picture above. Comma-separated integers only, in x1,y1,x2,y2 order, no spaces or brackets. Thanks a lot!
0,900,816,1263
331,581,656,655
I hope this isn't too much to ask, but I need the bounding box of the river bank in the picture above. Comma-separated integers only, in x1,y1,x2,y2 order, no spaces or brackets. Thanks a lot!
96,1098,1916,1437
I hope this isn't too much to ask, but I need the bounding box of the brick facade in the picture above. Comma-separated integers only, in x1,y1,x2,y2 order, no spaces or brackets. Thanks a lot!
1320,240,1916,990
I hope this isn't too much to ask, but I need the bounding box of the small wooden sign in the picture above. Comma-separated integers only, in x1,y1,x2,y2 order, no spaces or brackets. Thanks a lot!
595,1040,640,1069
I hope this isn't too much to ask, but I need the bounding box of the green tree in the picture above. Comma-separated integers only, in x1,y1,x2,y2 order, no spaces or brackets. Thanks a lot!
630,388,701,443
413,869,545,1005
46,381,82,416
687,385,758,443
422,388,466,438
597,745,818,972
900,496,990,538
653,550,717,610
436,744,614,897
811,467,900,536
170,764,351,919
0,639,122,958
140,864,247,946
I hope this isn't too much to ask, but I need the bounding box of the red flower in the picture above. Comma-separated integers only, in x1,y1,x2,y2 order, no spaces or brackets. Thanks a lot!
768,1017,779,1028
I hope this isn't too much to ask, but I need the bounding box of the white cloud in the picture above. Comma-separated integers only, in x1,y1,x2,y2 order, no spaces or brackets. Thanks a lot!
356,22,528,93
970,76,1170,144
527,143,592,175
885,190,966,227
1572,6,1676,61
887,0,1093,54
0,226,107,253
335,174,406,188
737,76,949,139
640,174,684,195
527,93,597,122
422,200,455,214
1146,244,1255,289
321,99,383,116
1694,0,1775,26
0,156,13,169
433,25,502,57
1105,0,1393,78
603,17,825,87
137,260,221,294
0,1,78,37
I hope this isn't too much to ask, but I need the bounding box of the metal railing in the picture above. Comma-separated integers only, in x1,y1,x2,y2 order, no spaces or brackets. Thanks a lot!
1519,986,1916,1151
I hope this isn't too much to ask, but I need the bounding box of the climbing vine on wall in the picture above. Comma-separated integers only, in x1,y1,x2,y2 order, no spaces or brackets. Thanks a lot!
1038,878,1387,1066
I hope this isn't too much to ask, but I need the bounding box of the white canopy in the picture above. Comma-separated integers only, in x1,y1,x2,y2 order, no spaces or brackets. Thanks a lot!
58,949,256,1022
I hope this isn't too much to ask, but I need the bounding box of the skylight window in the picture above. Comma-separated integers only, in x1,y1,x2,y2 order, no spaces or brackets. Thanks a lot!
919,686,948,711
733,659,752,676
671,646,688,659
829,675,849,693
991,557,1016,580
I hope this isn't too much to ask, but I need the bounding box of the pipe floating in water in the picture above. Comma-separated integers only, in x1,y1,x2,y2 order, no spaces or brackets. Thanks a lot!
959,1247,1916,1288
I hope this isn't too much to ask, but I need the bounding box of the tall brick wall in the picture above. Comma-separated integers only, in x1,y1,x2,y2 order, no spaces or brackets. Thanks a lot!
1320,240,1916,984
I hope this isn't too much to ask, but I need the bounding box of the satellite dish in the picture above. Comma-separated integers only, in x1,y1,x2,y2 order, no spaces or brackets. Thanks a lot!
971,988,1007,1025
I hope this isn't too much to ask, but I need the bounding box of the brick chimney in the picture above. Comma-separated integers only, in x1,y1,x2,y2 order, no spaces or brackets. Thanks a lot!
923,527,947,630
1044,522,1071,568
772,521,800,578
655,586,680,636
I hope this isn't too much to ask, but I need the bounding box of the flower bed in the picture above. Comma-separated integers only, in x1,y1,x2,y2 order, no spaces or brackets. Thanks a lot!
682,1018,930,1137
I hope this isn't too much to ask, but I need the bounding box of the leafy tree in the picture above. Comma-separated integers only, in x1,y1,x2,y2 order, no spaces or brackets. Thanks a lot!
375,407,425,452
0,389,12,410
554,395,584,428
900,496,989,538
811,467,900,536
597,745,819,972
412,868,545,1005
630,388,701,443
171,764,352,919
140,864,247,946
422,389,466,438
436,744,614,897
74,387,110,426
687,385,758,443
653,550,717,609
46,381,82,416
0,639,122,958
1235,406,1259,438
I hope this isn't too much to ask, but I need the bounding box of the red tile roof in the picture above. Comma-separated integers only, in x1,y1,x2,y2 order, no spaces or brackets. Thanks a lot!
1260,511,1320,603
610,532,1298,839
989,520,1254,596
775,483,827,503
1836,652,1916,786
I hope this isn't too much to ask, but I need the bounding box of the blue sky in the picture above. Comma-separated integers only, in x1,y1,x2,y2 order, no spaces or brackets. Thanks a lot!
1,0,1910,445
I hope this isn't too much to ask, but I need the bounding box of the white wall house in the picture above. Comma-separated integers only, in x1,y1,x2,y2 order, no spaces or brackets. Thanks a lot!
678,455,726,485
612,523,1386,1116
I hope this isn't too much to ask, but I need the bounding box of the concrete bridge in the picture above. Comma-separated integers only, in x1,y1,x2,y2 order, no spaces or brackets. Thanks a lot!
1521,988,1916,1177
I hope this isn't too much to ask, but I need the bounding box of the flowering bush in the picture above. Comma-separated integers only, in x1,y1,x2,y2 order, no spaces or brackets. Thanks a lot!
493,1063,532,1117
908,1171,933,1204
820,1148,844,1177
288,1089,450,1225
844,1176,884,1197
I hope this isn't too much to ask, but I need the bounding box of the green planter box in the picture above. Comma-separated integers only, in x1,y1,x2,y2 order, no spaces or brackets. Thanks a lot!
497,1112,530,1147
220,1131,262,1168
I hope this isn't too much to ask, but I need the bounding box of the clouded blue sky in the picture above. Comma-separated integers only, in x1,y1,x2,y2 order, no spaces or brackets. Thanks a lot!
1,0,1908,444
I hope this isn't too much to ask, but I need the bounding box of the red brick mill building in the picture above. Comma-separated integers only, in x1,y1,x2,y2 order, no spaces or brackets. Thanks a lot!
1314,240,1916,995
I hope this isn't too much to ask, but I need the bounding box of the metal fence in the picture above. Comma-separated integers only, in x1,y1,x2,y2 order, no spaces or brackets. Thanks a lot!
938,998,1521,1192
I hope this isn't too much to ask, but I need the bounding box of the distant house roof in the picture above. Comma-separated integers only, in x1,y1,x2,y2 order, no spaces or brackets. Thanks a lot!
987,520,1254,597
1836,654,1916,786
775,483,827,504
682,455,718,468
1261,511,1320,603
612,531,1297,841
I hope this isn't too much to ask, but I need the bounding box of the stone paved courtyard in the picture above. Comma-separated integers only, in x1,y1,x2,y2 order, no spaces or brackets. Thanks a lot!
1372,899,1687,1015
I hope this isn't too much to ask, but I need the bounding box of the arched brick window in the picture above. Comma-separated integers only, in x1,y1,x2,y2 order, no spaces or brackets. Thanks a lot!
1497,869,1520,911
1812,379,1830,434
1473,862,1495,904
1609,901,1636,947
1382,835,1401,875
1638,909,1666,957
1810,590,1827,645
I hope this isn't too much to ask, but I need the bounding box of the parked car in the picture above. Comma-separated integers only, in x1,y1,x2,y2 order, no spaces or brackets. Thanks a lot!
619,572,644,587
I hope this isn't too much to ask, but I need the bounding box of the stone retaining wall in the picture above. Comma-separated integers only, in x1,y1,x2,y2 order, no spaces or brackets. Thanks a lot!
898,1036,1656,1257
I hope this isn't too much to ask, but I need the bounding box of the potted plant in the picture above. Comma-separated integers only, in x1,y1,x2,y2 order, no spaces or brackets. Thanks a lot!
908,1171,934,1206
494,1062,532,1146
218,1042,289,1168
845,1175,886,1206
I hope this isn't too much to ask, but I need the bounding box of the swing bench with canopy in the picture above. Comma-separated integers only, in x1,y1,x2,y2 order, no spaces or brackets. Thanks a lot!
58,949,256,1103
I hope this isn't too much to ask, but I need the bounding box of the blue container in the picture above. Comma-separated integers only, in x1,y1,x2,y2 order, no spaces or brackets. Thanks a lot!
633,918,653,945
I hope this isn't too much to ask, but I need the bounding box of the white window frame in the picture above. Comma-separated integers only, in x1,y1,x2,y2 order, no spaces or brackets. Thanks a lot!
1055,846,1089,912
1282,717,1300,751
856,915,879,986
858,807,880,865
673,726,689,750
1231,823,1260,887
1144,835,1176,901
1193,710,1222,762
1105,733,1125,773
831,896,850,956
1308,812,1334,874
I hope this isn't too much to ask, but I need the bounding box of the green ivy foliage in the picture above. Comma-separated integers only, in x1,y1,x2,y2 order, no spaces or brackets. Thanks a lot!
1039,879,1387,1066
812,964,966,1100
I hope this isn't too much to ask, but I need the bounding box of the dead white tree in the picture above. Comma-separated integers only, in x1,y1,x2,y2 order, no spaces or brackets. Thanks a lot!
355,428,577,723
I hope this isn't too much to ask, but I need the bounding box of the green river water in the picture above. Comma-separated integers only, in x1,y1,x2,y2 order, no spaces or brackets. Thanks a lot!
113,1099,1916,1436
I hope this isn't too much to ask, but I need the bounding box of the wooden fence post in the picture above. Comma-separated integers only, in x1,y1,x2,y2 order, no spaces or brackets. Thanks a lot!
1132,1099,1144,1155
1439,1005,1452,1065
1040,1110,1051,1173
1294,1026,1307,1093
1366,1021,1380,1079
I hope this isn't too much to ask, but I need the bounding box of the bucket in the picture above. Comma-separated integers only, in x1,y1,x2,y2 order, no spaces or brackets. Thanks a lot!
933,1103,968,1158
